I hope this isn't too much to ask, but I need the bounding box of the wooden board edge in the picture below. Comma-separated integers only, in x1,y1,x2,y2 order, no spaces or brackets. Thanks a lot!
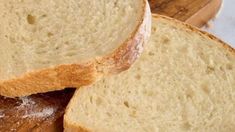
185,0,223,27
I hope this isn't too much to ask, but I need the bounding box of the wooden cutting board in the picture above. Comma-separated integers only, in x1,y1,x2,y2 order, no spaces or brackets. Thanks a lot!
149,0,222,27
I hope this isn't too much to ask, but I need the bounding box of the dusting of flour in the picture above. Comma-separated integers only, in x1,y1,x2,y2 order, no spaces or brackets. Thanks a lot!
22,107,55,118
0,110,4,118
18,96,35,107
16,96,56,119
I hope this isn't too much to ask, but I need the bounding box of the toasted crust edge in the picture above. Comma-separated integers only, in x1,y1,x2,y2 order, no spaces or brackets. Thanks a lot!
0,0,151,97
95,0,151,75
64,122,91,132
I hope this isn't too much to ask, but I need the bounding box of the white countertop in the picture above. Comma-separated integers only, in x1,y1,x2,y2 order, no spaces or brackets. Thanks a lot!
203,0,235,48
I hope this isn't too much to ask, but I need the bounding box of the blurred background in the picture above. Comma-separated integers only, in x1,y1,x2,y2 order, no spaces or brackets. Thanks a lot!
203,0,235,48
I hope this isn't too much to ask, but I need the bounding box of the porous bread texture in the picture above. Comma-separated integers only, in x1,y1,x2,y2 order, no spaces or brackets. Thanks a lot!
0,0,151,97
64,15,235,132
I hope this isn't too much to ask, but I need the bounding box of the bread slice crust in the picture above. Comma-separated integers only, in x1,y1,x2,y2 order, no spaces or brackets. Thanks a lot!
0,0,151,97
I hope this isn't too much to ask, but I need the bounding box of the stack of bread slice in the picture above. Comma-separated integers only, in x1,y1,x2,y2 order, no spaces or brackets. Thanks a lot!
0,0,234,132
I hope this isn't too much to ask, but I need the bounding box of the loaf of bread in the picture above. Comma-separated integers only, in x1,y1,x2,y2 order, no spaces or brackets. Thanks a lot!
64,15,235,132
0,89,74,132
0,0,151,97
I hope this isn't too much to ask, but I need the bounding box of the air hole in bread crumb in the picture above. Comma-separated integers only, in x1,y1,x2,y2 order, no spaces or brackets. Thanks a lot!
219,67,228,81
47,32,53,37
89,96,93,103
143,89,147,95
152,27,157,32
135,74,141,80
65,41,69,45
148,52,155,56
179,46,188,53
206,66,215,74
106,112,112,117
37,45,47,49
114,0,118,6
124,101,129,108
41,14,47,18
36,50,47,54
130,110,137,118
226,53,233,61
27,14,36,25
161,36,170,44
186,88,194,98
112,90,116,94
55,46,60,50
143,89,155,96
201,83,210,94
10,37,16,43
182,122,191,130
226,64,233,70
219,66,224,71
96,97,102,106
178,96,182,101
65,52,76,57
38,60,50,65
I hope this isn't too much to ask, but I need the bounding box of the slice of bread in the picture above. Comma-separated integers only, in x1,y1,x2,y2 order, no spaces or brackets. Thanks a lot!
64,15,235,132
0,0,151,97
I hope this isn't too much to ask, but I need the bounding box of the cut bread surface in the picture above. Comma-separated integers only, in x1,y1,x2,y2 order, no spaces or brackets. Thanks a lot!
64,15,235,132
0,0,151,97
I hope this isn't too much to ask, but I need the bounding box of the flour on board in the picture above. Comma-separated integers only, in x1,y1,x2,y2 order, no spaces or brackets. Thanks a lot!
0,110,4,118
18,96,35,107
22,107,55,118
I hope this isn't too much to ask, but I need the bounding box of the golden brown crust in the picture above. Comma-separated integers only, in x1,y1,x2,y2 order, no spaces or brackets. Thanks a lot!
0,0,151,97
96,0,151,75
0,63,97,97
64,120,91,132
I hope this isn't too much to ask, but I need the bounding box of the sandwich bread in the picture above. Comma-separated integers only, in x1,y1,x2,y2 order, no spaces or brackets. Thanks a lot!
0,0,151,97
64,15,235,132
